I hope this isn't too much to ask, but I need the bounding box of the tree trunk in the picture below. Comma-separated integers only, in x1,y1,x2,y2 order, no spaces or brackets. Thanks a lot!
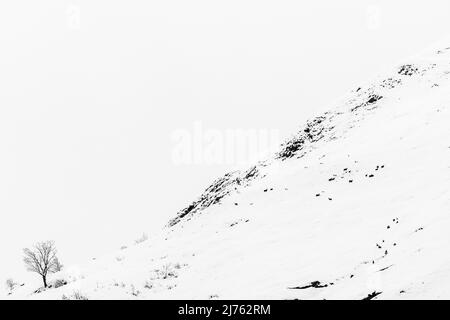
42,275,47,288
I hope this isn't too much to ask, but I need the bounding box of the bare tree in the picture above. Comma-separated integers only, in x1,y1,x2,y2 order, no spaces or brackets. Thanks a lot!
23,241,59,288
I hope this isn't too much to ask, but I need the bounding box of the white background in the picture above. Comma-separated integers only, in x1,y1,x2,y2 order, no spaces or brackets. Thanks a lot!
1,0,450,285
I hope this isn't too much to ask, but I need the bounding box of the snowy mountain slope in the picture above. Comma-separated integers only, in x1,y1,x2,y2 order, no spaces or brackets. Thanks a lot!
5,44,450,300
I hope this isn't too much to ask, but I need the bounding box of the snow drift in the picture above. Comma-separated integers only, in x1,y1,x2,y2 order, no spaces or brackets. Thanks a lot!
5,43,450,300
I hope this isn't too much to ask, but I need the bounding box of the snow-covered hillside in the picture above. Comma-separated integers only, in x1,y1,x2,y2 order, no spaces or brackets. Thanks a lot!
5,43,450,300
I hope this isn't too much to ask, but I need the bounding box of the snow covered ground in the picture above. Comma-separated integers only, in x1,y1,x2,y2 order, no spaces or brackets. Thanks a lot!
4,43,450,300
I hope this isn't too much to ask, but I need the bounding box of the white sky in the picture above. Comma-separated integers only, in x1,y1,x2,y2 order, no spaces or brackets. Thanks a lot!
1,0,450,286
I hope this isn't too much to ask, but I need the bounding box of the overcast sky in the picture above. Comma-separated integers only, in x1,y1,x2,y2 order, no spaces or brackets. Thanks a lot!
1,0,450,286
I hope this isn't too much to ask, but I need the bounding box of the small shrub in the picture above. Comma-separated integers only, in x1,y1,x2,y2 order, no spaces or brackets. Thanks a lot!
53,279,68,288
134,233,148,245
144,280,153,290
130,284,140,297
54,258,64,272
155,263,177,280
5,278,17,292
62,291,88,300
72,291,89,300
